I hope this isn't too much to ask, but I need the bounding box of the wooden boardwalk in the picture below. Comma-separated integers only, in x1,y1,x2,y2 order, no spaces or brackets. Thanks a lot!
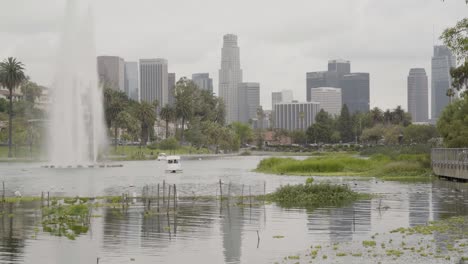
432,148,468,180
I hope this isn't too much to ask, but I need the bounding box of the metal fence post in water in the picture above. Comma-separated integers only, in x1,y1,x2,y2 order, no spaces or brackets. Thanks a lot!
47,192,50,207
157,183,160,213
2,181,4,203
249,186,252,208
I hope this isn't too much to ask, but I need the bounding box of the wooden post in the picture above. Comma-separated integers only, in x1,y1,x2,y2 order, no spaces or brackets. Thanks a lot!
163,180,166,204
2,181,4,203
173,184,177,212
47,192,50,207
167,185,171,215
241,184,244,203
219,179,222,201
249,186,252,207
157,183,160,213
41,191,44,205
228,182,231,199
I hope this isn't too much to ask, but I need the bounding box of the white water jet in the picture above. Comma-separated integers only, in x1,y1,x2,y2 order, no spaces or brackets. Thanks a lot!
48,0,107,166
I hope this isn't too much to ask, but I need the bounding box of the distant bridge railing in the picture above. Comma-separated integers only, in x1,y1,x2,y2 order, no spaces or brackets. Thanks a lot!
431,148,468,180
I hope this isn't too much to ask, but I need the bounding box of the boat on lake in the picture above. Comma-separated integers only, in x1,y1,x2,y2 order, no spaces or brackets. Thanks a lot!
165,156,182,173
157,153,167,161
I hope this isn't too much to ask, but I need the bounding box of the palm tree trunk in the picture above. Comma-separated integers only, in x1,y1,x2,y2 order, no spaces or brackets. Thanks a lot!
8,89,13,158
181,116,185,143
114,126,118,153
165,120,169,139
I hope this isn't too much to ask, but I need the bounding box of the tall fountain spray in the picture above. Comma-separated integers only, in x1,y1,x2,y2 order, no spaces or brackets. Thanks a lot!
48,0,107,166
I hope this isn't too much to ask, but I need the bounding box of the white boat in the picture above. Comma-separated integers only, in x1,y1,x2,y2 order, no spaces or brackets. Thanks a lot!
157,153,167,161
165,156,182,173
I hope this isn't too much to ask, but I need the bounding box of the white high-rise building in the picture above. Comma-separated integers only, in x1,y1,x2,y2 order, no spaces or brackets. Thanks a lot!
238,82,260,124
274,101,320,131
219,34,243,123
124,62,139,101
139,58,168,106
310,87,342,116
407,68,428,123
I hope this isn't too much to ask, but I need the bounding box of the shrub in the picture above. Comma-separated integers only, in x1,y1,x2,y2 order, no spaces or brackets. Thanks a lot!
158,137,179,150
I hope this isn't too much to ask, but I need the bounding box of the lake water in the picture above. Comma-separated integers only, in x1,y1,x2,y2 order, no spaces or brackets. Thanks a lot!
0,156,467,263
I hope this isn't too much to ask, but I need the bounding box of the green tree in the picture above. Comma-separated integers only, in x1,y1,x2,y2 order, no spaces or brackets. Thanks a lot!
20,81,43,103
403,124,439,144
103,88,128,150
441,18,467,92
231,122,253,145
0,57,27,157
361,124,385,144
160,105,176,139
307,109,334,143
175,77,197,143
338,105,353,142
290,130,307,145
134,101,157,146
369,107,384,125
437,95,468,147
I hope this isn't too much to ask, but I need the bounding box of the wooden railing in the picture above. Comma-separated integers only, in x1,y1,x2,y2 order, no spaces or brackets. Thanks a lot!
431,148,468,180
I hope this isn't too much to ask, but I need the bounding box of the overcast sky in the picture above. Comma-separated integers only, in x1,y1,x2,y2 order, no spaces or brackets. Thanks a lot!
0,0,466,110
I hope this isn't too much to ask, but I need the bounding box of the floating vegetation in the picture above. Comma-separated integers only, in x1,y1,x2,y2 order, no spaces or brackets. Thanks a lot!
273,235,284,239
279,216,468,263
262,181,369,208
41,202,91,240
362,240,376,247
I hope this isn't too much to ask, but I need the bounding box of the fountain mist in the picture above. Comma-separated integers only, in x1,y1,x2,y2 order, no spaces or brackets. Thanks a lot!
48,0,107,166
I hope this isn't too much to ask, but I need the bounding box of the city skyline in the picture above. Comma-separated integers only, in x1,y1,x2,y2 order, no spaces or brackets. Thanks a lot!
1,0,466,111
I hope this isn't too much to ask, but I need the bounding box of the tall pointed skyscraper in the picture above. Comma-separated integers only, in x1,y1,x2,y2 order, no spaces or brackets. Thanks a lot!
431,45,455,121
219,34,243,123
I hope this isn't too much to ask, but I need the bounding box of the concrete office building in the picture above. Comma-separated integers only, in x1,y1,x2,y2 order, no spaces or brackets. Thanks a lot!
328,59,351,75
306,60,369,113
272,90,293,109
139,58,168,106
340,73,370,113
97,56,125,91
238,82,260,124
192,73,213,93
124,62,139,101
310,87,342,116
219,34,243,123
274,101,320,131
407,68,428,123
168,73,176,106
431,45,455,120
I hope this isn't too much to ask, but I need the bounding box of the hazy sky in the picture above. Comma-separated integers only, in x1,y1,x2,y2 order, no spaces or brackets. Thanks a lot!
0,0,466,110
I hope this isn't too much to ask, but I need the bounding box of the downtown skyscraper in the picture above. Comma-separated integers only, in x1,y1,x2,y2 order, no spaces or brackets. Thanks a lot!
407,68,428,123
139,58,168,106
219,34,243,124
431,45,455,121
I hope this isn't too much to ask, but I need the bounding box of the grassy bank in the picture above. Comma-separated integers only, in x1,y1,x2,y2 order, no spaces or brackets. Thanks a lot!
255,153,432,182
107,145,211,160
263,180,370,208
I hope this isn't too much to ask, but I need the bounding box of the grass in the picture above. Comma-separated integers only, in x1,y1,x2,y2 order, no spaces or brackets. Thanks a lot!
108,145,211,160
255,153,432,182
262,181,370,208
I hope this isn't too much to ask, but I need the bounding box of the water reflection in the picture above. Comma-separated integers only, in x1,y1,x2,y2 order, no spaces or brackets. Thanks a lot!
1,158,468,263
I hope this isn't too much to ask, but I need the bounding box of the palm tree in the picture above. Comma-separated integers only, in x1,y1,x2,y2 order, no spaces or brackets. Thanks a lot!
134,101,157,146
160,105,175,139
175,78,196,143
369,107,383,125
0,58,26,158
446,88,456,103
392,106,405,125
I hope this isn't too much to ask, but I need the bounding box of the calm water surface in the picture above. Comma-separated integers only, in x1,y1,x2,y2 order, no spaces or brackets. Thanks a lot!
0,156,467,263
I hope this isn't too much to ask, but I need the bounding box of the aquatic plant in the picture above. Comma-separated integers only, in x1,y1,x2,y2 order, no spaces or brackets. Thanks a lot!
41,203,91,240
263,182,368,208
